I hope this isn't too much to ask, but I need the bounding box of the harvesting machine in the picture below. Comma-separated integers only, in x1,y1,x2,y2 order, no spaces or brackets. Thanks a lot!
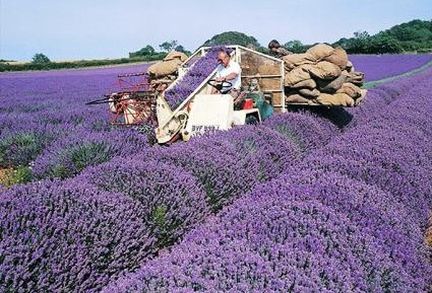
87,45,360,144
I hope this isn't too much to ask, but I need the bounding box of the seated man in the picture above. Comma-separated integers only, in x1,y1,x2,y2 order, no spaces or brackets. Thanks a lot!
268,39,292,58
212,50,242,98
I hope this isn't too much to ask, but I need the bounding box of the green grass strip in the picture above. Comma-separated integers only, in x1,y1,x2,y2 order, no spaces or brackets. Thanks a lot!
364,59,432,89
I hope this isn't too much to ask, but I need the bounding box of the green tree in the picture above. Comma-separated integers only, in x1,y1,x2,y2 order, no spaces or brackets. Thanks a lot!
333,19,432,53
129,45,155,58
203,31,263,49
159,40,178,52
352,31,371,53
31,53,50,64
283,40,305,53
174,45,186,52
369,36,403,54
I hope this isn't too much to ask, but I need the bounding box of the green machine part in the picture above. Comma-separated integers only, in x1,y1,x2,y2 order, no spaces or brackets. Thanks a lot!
245,92,274,120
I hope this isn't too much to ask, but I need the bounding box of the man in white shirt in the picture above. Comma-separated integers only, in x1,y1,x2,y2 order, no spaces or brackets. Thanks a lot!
212,50,242,98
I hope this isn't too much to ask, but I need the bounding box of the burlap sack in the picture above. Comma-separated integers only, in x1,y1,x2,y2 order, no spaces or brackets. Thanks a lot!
346,71,364,85
299,88,320,98
284,67,311,87
148,58,183,77
346,61,354,72
324,47,348,69
316,73,347,93
354,89,368,106
304,61,342,80
336,82,362,99
291,78,317,89
282,53,314,71
306,44,335,62
285,94,312,104
163,51,188,62
316,93,355,107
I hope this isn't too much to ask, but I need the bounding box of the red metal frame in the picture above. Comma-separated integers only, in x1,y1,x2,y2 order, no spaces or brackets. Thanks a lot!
116,72,150,92
108,72,157,126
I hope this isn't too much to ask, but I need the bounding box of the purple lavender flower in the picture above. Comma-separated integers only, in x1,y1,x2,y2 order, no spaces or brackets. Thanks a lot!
134,137,260,211
104,187,418,292
197,125,303,181
263,111,338,151
0,179,157,292
164,46,228,108
32,128,149,179
76,157,209,247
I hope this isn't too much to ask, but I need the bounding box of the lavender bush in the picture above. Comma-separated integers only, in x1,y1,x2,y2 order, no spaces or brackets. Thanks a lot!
0,179,156,292
271,169,430,285
347,65,432,129
135,138,260,211
197,125,303,181
32,128,149,179
105,189,416,292
263,111,338,151
76,158,209,247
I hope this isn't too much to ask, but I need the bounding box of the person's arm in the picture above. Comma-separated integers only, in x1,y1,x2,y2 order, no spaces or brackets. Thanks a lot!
215,62,241,82
216,72,238,82
277,47,292,57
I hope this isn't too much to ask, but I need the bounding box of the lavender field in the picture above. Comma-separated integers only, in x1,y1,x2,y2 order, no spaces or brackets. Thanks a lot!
1,57,431,292
350,53,432,81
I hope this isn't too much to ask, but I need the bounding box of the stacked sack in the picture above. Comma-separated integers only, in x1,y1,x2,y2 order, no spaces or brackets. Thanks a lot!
147,51,188,91
283,44,366,107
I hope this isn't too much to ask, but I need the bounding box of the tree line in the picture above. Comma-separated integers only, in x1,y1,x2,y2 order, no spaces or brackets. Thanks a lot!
2,19,430,72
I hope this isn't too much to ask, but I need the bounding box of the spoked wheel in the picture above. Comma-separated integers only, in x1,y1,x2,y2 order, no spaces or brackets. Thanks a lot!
207,79,233,94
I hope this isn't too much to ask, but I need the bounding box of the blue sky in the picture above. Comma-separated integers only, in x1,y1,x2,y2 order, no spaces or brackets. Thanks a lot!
1,0,431,61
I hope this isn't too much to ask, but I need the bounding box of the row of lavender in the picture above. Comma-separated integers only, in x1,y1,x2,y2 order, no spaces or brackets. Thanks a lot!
101,68,432,291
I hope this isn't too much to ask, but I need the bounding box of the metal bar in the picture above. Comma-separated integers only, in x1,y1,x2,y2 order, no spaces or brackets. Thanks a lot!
286,103,334,107
242,74,282,78
237,45,284,63
181,49,202,68
118,72,147,77
203,45,283,64
158,66,219,129
281,59,286,113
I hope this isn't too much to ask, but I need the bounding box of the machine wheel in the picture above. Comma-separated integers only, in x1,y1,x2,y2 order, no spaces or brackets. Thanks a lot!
245,114,259,125
207,79,233,92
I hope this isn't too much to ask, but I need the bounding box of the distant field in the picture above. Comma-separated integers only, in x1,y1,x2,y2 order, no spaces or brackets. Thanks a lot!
350,54,432,81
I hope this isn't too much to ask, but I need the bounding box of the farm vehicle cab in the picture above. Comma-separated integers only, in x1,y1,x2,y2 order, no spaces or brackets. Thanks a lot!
156,79,274,144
